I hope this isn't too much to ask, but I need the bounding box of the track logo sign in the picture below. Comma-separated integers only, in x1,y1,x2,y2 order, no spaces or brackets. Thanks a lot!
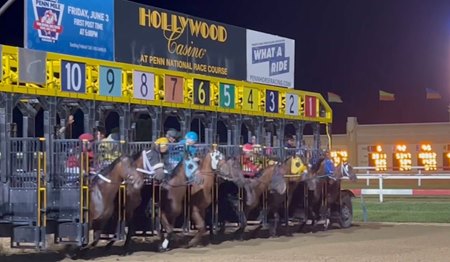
32,0,64,43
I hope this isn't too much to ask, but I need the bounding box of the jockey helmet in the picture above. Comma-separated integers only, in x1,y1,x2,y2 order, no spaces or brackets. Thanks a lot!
184,131,198,143
79,133,94,158
242,143,253,153
79,133,94,142
166,128,180,139
155,137,169,153
155,137,169,146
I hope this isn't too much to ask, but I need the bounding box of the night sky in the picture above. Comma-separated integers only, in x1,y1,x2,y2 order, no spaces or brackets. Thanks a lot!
1,0,450,133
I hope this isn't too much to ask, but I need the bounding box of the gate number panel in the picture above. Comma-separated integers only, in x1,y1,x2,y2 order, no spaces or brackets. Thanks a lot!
99,66,122,97
164,75,184,103
265,90,279,113
243,88,258,111
305,95,317,117
219,83,235,109
133,70,155,100
193,79,210,106
286,93,299,116
61,60,86,94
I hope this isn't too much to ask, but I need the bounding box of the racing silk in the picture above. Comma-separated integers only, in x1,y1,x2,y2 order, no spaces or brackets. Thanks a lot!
242,154,261,176
96,136,121,170
167,142,184,168
324,158,335,175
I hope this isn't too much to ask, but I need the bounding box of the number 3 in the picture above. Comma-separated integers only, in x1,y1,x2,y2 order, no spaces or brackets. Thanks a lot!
269,92,275,112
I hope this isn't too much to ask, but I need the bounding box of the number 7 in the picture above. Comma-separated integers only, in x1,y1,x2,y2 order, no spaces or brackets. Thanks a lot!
170,77,177,100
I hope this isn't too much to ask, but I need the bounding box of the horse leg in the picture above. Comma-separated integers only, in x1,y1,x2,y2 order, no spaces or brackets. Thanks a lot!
233,207,249,241
88,219,105,249
159,212,176,251
122,189,142,252
269,211,280,238
188,206,206,248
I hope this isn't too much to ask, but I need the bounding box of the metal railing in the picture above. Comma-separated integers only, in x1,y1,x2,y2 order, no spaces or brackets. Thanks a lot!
350,166,450,202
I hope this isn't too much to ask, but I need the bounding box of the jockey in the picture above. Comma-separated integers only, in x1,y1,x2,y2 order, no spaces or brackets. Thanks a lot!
79,133,95,160
97,132,121,170
166,128,180,143
180,131,199,160
241,143,261,175
154,137,170,163
284,135,296,149
66,133,95,174
323,149,336,177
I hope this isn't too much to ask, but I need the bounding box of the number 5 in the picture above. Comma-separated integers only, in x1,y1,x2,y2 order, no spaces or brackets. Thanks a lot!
223,84,231,106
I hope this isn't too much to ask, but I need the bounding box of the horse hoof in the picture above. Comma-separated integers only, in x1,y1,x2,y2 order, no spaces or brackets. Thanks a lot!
159,246,171,252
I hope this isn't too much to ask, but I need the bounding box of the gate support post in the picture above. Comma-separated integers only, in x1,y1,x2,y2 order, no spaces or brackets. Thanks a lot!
150,107,162,141
80,100,96,134
312,123,321,151
179,110,192,134
16,99,38,138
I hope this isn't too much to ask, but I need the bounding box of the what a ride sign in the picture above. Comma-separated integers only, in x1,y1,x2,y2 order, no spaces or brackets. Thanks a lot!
246,30,295,88
114,0,246,81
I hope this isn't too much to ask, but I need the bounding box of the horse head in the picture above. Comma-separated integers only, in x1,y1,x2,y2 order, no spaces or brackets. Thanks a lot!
216,155,243,183
209,148,225,171
338,162,357,182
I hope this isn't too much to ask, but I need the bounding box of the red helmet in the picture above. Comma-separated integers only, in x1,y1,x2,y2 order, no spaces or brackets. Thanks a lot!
79,133,94,141
242,143,253,152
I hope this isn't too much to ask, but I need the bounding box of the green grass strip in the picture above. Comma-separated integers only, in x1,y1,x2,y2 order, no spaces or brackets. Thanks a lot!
352,197,450,223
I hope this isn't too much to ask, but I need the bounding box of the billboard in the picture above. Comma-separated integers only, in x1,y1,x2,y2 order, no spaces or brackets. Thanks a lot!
25,0,115,61
114,0,246,80
246,30,295,88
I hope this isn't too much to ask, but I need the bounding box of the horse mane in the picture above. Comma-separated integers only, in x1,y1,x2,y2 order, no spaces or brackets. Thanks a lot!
96,155,125,179
131,149,147,162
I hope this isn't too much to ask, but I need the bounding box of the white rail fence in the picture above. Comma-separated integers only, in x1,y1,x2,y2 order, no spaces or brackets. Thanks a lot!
351,167,450,203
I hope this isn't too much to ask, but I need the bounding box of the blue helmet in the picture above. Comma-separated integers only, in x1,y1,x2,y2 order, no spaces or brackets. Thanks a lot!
184,131,198,143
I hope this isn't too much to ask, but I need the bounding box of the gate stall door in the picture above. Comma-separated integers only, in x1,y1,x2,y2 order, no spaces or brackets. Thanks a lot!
48,139,89,246
8,137,46,248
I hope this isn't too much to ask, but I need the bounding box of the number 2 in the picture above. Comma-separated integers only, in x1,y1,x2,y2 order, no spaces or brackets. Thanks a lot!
288,95,294,114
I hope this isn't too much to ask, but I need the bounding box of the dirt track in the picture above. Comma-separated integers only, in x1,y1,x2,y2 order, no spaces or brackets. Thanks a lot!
1,223,450,262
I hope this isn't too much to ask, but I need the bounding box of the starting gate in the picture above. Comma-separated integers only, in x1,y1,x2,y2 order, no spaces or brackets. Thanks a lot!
0,0,342,245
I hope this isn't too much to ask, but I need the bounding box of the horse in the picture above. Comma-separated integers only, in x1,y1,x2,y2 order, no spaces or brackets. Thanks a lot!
281,154,310,227
305,158,357,229
155,147,224,251
87,148,165,251
216,156,287,239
